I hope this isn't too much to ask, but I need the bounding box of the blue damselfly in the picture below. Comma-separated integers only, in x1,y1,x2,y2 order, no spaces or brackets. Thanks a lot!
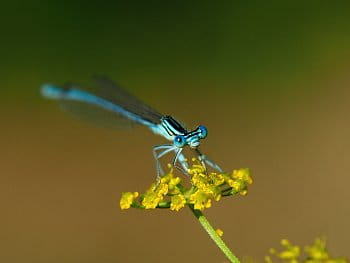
41,76,222,177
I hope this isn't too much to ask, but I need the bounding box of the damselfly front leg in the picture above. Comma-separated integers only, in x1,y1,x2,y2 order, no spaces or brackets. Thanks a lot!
153,144,177,178
152,145,190,178
172,148,190,175
177,151,190,172
195,148,223,173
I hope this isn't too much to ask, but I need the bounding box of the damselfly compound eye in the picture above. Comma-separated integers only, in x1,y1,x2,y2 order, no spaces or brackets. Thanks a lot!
198,125,208,139
174,135,186,148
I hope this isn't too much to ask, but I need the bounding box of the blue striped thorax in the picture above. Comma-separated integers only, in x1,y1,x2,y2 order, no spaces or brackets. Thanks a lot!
160,116,208,148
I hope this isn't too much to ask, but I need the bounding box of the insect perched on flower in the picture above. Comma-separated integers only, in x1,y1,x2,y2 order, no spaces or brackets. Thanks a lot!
41,76,223,178
41,76,253,263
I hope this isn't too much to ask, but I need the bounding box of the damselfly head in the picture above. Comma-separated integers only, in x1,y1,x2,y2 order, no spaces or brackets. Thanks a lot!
187,125,208,148
173,125,208,148
163,116,208,148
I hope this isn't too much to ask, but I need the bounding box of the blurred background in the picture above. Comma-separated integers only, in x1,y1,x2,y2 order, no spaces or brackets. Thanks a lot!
1,1,350,262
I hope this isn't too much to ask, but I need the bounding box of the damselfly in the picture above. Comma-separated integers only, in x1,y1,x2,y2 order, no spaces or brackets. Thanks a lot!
41,76,222,177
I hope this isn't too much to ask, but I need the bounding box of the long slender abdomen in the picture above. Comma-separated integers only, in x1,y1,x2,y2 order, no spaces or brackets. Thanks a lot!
41,84,66,99
40,83,159,129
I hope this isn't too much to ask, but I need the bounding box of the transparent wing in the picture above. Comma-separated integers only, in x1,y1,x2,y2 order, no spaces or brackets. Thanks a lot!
59,99,137,130
84,75,162,125
41,76,163,130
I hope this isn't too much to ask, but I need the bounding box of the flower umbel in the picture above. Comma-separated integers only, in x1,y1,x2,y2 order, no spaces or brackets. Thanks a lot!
119,159,252,211
265,238,348,263
120,192,139,210
119,159,251,263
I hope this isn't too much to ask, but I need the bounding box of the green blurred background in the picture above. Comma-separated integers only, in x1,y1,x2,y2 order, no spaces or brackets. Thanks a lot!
1,1,350,262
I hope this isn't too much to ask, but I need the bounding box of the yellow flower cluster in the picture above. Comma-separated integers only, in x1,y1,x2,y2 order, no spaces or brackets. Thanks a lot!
265,238,347,263
119,160,252,211
120,192,139,209
142,172,183,210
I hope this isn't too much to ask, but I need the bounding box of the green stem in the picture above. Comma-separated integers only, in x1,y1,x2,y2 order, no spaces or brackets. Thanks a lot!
189,205,240,263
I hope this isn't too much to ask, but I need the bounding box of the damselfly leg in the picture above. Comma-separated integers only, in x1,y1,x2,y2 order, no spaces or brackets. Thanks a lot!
176,151,189,171
153,145,190,178
195,149,223,173
172,148,190,175
153,144,176,178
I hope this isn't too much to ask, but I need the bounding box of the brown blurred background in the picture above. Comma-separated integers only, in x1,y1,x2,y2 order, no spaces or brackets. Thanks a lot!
1,1,350,262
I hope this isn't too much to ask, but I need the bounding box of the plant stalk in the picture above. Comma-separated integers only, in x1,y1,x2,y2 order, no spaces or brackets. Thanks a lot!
189,205,240,263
